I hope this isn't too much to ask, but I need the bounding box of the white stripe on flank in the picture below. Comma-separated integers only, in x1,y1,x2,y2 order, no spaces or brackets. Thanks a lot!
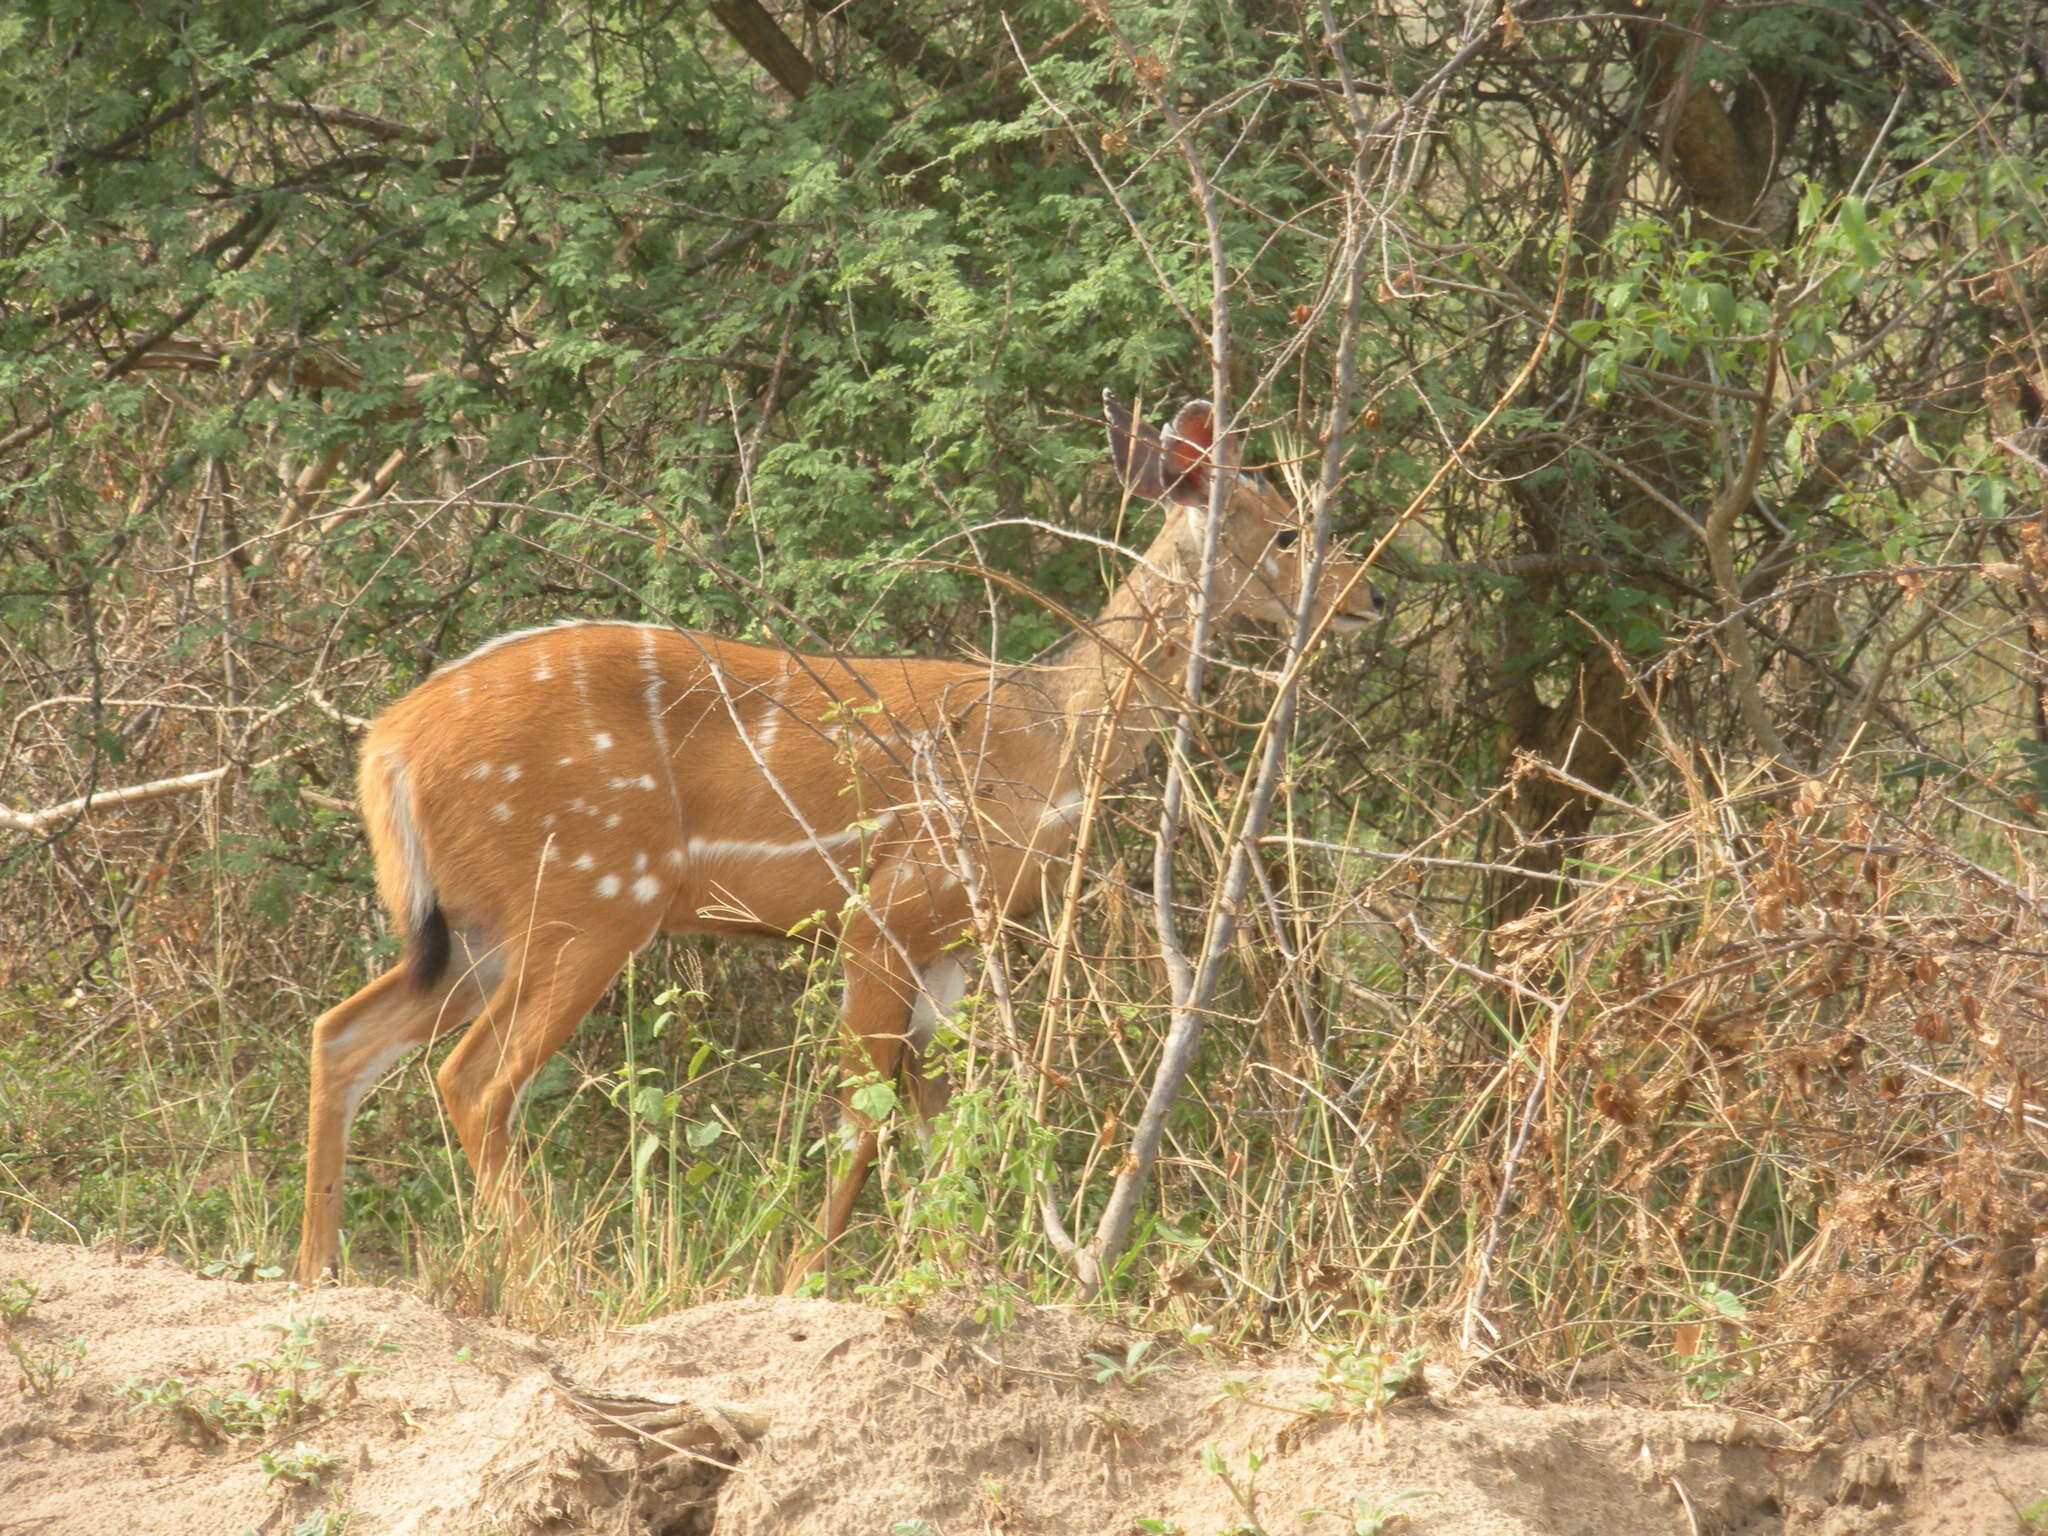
684,813,892,864
752,689,785,760
639,627,689,833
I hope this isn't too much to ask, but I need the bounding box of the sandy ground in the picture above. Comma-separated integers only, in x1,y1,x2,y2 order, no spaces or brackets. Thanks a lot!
2,1234,2045,1535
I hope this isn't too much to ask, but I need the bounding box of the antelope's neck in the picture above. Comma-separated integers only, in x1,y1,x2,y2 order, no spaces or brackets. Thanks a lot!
1017,537,1192,792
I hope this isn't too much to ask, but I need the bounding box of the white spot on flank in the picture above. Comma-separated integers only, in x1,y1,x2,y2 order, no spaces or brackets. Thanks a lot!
637,773,656,790
492,801,513,823
465,761,492,782
665,848,686,868
592,731,614,752
501,763,522,783
1260,553,1281,580
542,844,561,863
573,853,595,871
540,813,556,829
605,812,621,828
533,662,553,682
558,755,574,767
633,851,647,872
631,875,661,904
595,875,621,899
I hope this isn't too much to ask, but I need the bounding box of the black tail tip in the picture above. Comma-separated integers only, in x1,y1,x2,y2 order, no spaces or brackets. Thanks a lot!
407,904,451,994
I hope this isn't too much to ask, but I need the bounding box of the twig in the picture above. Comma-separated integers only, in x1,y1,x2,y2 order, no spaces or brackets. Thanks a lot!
0,751,298,837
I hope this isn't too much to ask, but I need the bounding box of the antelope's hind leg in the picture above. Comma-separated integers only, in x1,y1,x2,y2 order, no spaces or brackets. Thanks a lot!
299,961,482,1282
431,929,637,1258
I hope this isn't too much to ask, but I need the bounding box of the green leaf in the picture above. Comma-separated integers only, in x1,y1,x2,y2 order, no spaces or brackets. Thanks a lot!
850,1082,899,1120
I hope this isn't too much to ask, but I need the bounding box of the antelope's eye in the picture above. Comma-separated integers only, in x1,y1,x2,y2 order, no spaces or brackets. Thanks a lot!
1274,529,1300,550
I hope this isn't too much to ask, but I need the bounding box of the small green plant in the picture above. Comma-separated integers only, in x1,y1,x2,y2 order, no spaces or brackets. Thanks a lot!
124,1374,263,1443
124,1309,368,1444
203,1251,287,1283
1300,1488,1438,1534
1202,1442,1271,1536
7,1330,86,1398
972,1279,1025,1333
260,1442,343,1490
137,1372,331,1448
1672,1284,1752,1401
0,1277,35,1321
886,1521,942,1536
1087,1338,1168,1388
855,1261,947,1312
2018,1493,2048,1532
1308,1340,1426,1418
1131,1520,1185,1535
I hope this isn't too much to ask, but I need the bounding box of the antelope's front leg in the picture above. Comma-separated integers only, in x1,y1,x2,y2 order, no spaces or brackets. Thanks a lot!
779,938,931,1290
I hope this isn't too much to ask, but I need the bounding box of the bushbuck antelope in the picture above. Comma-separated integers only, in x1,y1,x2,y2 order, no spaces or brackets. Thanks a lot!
297,393,1378,1284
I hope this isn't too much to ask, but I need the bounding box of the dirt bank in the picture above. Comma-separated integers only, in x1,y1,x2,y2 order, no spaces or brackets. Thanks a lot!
2,1235,2043,1534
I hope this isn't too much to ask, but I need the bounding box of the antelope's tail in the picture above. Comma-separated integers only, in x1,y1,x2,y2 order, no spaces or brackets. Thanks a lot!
360,748,451,993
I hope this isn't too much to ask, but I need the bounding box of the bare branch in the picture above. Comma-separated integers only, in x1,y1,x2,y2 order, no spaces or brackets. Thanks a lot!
0,752,299,838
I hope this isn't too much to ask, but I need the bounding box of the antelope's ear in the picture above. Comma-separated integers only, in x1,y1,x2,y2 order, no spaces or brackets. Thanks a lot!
1105,391,1210,507
1161,400,1216,505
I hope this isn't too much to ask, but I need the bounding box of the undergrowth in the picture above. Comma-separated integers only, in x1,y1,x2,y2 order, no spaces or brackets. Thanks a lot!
8,741,2048,1433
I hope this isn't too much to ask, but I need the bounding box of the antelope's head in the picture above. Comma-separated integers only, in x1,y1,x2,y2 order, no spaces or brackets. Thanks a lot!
1104,394,1379,634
